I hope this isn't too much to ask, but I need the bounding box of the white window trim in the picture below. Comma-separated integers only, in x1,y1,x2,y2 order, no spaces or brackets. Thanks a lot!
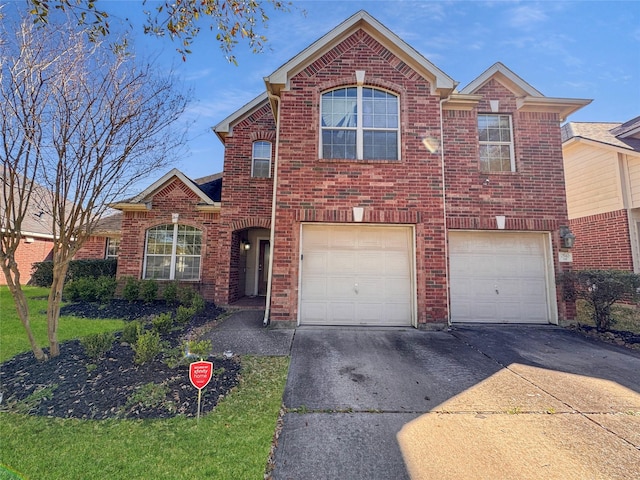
143,224,202,281
320,86,401,161
251,141,272,178
105,237,119,259
478,114,516,172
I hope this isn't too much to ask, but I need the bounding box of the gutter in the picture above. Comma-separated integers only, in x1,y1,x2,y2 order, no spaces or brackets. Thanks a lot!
263,93,281,327
440,96,452,326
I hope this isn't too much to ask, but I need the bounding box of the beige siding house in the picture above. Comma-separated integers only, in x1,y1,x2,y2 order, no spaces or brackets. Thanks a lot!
561,116,640,271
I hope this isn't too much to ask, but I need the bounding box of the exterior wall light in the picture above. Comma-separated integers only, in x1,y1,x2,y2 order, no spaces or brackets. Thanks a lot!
559,226,576,249
241,239,251,251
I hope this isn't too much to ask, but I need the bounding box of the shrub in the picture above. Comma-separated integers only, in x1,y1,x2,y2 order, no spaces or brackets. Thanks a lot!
133,330,162,365
162,281,179,305
30,259,117,287
191,293,206,313
177,285,196,306
152,312,174,335
123,277,140,303
175,305,196,324
560,269,640,332
140,279,159,303
124,382,172,411
121,321,141,344
95,276,117,303
81,332,115,360
183,339,212,359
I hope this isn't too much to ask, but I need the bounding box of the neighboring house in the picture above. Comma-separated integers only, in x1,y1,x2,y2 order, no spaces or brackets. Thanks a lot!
561,116,640,272
74,213,123,261
1,171,56,285
113,11,590,328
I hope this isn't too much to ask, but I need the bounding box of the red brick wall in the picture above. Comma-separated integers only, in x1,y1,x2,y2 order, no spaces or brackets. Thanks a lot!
116,178,221,301
74,236,107,260
215,104,275,304
570,209,633,271
218,30,574,324
269,29,448,324
0,237,53,285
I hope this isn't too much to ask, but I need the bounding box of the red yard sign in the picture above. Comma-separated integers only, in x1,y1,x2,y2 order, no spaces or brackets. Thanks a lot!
189,361,213,390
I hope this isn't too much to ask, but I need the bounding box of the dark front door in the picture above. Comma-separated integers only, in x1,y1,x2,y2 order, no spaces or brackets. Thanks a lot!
258,240,270,295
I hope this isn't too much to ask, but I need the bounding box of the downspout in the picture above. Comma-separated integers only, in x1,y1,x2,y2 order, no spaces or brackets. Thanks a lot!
263,93,281,327
439,95,452,326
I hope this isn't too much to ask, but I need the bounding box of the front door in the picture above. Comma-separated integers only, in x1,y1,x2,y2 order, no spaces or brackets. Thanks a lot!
258,240,270,295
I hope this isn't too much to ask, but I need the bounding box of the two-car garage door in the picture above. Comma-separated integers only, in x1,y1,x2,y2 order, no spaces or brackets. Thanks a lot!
300,224,414,326
299,226,555,326
449,231,555,324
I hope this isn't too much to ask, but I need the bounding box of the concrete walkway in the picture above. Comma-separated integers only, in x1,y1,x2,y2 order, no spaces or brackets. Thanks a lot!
273,325,640,480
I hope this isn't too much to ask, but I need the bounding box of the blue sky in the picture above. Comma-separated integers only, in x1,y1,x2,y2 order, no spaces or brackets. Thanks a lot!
6,1,640,181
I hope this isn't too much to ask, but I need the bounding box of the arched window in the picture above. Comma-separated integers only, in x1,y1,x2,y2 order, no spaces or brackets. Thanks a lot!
252,141,272,178
143,224,202,280
321,87,399,160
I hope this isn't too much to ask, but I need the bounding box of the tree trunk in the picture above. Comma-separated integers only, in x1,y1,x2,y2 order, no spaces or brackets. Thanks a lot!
0,262,46,361
47,259,69,358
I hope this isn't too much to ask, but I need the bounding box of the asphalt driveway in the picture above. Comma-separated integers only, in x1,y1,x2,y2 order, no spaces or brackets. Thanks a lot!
272,325,640,480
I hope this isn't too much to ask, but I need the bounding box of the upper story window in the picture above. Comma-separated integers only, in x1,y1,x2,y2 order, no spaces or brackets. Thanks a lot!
478,114,515,172
105,237,119,259
143,224,202,281
252,141,272,178
321,87,399,161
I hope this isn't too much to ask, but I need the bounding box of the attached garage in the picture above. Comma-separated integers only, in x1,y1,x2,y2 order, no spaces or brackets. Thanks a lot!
449,231,556,324
299,224,415,326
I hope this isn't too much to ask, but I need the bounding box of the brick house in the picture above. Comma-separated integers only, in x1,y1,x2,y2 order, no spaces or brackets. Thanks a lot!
113,11,590,327
74,213,122,261
561,116,640,272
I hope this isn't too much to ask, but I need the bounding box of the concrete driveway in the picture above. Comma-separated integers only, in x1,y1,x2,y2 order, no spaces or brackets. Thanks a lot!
272,325,640,480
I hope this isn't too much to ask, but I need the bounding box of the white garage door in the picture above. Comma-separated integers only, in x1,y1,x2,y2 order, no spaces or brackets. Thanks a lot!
300,224,414,326
449,232,555,324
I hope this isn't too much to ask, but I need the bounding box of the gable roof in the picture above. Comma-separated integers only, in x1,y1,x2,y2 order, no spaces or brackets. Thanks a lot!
264,10,457,98
460,62,591,121
111,168,221,212
562,119,640,154
213,92,269,141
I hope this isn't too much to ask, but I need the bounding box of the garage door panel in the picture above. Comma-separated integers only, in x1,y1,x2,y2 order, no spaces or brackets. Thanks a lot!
300,225,413,326
449,232,552,324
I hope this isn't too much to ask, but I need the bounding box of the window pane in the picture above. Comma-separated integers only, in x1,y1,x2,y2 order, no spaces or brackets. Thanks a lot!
253,141,271,159
363,130,398,160
253,158,270,178
144,255,171,280
321,88,357,127
175,256,200,280
322,129,357,159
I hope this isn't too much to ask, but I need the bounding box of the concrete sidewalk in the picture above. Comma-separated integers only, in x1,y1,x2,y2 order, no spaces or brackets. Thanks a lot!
272,326,640,480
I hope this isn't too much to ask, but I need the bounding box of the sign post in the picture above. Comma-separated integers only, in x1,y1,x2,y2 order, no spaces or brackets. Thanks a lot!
189,360,213,421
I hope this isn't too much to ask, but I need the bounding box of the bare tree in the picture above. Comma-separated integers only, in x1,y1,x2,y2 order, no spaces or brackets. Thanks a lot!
1,16,188,359
27,0,293,62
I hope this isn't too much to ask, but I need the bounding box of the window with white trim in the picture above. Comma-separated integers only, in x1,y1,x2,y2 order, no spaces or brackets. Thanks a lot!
143,224,202,280
252,141,272,178
321,87,399,160
478,114,515,172
105,237,119,259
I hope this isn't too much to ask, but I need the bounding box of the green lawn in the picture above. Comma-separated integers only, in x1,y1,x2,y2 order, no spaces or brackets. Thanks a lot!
0,356,289,479
0,286,124,361
0,286,290,479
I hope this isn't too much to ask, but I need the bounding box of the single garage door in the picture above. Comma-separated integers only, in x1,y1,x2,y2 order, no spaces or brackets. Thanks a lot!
449,231,555,324
300,224,414,326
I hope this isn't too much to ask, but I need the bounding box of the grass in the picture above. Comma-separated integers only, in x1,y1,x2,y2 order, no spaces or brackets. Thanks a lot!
575,299,640,334
0,286,291,479
0,356,289,479
0,286,124,361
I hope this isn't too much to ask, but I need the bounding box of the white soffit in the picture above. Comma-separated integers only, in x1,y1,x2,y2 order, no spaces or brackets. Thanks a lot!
213,92,270,141
460,62,544,97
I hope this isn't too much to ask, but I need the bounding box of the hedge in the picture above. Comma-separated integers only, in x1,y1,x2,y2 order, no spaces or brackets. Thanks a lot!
30,259,117,287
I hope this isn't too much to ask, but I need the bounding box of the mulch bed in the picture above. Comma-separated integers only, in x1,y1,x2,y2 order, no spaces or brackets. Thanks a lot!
0,301,240,420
